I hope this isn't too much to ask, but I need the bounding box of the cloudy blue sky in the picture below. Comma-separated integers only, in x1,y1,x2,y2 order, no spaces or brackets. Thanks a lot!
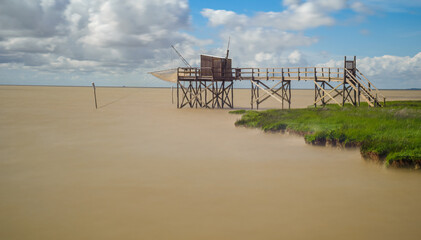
0,0,420,88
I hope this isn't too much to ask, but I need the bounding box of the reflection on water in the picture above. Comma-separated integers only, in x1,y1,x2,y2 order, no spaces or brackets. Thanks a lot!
0,86,420,240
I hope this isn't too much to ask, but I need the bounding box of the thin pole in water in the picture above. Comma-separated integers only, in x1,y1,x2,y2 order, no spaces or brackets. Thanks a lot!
172,86,174,104
92,82,97,109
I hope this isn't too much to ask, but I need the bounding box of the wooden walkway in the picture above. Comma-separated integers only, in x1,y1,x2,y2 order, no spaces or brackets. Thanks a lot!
176,58,386,109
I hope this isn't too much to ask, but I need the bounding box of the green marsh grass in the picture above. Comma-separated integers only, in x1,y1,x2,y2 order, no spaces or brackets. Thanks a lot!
231,101,421,168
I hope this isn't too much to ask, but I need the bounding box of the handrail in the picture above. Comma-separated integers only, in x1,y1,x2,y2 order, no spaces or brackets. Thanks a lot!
344,68,385,106
227,67,344,79
344,69,376,100
345,76,374,107
345,69,370,91
356,69,386,99
356,70,385,102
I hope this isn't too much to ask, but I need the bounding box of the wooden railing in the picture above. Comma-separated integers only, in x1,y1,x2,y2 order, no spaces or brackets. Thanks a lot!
233,67,344,81
178,67,348,82
233,67,347,82
355,69,386,103
345,68,385,107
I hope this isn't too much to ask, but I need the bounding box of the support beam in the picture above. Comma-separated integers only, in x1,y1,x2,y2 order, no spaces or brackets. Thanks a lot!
250,80,290,109
314,81,342,107
177,79,234,109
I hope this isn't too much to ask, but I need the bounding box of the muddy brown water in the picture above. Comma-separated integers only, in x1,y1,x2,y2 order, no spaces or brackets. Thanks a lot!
1,86,420,240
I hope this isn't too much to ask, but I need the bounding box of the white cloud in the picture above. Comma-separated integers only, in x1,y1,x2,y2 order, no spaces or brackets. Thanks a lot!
283,0,302,7
201,9,248,27
0,0,201,75
351,2,374,14
202,0,351,31
200,0,349,68
48,56,101,72
318,53,421,89
288,50,303,64
215,27,316,67
359,53,421,78
255,52,274,62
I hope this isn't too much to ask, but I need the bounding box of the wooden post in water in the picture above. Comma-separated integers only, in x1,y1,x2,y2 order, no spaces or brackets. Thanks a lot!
176,82,179,108
92,82,97,109
171,86,174,104
288,81,291,109
343,56,346,106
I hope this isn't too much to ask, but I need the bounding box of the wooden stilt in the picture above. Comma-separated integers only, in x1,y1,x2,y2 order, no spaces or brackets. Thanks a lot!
171,86,174,104
92,83,97,109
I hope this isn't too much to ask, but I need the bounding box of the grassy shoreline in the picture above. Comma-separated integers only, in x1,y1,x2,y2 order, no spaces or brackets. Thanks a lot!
230,101,421,169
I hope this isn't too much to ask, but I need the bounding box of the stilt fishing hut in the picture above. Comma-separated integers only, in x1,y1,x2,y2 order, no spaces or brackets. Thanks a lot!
151,47,385,109
175,54,233,108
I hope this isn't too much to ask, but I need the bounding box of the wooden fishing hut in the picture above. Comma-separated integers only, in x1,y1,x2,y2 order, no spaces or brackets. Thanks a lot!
157,54,386,109
176,54,234,108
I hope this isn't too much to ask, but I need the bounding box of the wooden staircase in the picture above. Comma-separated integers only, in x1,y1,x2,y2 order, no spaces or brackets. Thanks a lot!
345,68,386,107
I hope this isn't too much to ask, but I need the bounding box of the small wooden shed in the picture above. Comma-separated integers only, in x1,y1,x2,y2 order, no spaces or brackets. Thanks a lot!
200,55,232,80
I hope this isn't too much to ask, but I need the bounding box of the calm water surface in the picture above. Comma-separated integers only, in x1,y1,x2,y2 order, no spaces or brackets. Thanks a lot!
0,86,420,240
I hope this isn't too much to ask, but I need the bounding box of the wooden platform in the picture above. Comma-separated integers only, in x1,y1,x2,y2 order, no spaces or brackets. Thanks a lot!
176,57,386,109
